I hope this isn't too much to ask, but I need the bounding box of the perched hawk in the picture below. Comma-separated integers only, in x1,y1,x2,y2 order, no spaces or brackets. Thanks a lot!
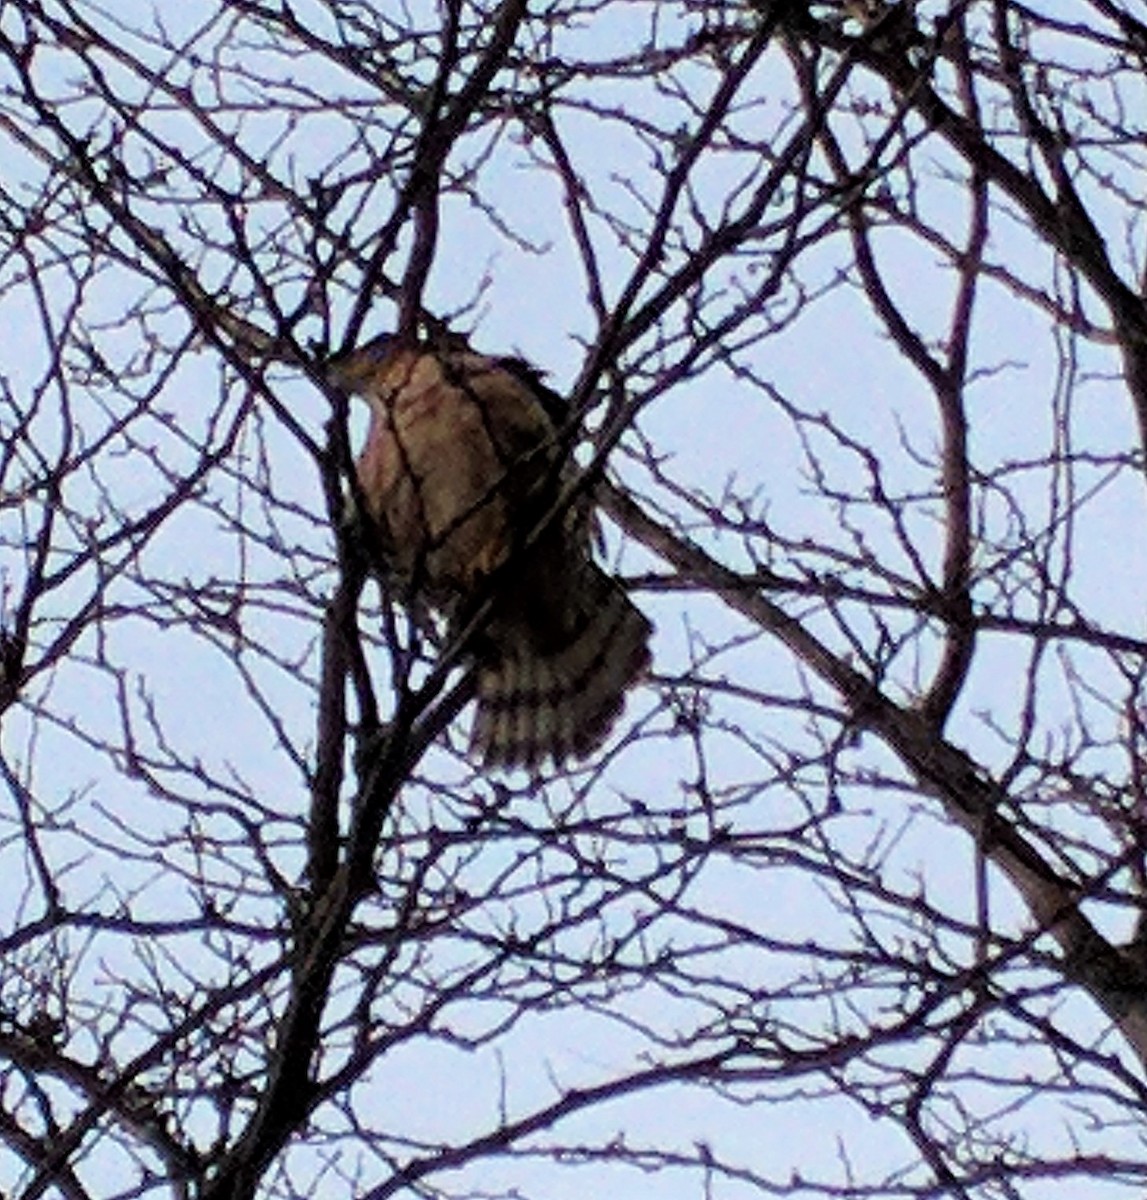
329,335,652,771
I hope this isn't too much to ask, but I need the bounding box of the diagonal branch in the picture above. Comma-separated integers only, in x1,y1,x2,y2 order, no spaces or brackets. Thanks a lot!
601,481,1147,1070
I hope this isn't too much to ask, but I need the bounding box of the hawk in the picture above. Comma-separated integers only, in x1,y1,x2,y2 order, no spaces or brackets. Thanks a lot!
329,335,652,771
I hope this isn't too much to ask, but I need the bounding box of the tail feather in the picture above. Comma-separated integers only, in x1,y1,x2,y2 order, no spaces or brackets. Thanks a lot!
470,579,651,771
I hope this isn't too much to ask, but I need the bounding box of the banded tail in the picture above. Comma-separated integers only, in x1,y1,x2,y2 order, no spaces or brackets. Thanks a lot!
470,566,651,771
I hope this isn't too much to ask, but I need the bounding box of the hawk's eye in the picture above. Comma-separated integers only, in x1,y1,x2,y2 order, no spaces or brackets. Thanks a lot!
358,333,393,362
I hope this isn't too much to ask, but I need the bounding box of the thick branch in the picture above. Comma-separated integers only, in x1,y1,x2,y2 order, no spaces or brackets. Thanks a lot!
603,482,1147,1070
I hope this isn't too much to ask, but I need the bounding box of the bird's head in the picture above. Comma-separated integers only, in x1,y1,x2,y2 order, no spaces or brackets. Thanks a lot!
324,332,396,394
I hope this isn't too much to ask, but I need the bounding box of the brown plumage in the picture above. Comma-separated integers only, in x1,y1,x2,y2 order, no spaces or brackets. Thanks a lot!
328,336,651,771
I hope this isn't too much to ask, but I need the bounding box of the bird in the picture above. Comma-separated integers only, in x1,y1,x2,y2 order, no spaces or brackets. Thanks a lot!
327,333,652,771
